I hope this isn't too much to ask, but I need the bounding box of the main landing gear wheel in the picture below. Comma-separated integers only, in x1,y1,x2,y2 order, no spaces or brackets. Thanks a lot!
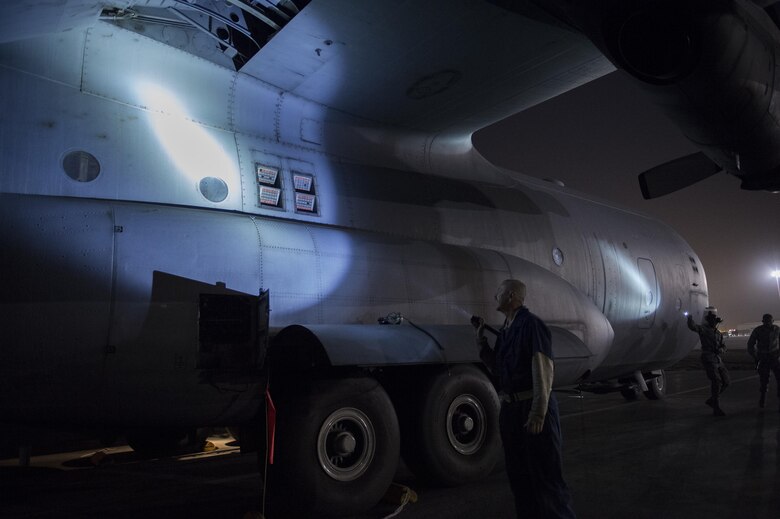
643,370,666,400
266,377,399,518
402,365,501,486
619,371,667,401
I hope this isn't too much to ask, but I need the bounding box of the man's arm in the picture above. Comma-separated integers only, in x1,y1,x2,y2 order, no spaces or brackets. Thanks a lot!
478,337,496,374
526,351,553,435
686,314,699,333
747,329,758,359
473,316,496,374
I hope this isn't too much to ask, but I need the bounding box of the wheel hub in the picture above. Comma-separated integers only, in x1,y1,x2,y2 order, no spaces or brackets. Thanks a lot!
317,407,375,482
331,431,357,457
457,415,474,433
446,394,486,455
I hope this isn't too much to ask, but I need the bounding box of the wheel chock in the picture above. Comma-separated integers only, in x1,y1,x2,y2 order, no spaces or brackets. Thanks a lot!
382,482,418,505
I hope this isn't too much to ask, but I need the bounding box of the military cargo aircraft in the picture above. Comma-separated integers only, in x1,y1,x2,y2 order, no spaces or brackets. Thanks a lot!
2,0,773,516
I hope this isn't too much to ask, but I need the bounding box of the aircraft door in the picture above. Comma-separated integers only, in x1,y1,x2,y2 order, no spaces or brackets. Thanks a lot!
197,289,269,377
637,258,659,328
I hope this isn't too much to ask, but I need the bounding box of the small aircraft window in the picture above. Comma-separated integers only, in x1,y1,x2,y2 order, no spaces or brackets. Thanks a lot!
552,247,564,266
292,171,318,214
256,163,283,209
199,177,228,203
62,150,100,182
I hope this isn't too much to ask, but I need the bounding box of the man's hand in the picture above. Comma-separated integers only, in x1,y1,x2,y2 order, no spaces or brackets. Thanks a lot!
524,415,544,435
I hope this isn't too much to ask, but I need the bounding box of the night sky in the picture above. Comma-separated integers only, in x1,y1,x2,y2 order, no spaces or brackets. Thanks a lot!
473,71,780,329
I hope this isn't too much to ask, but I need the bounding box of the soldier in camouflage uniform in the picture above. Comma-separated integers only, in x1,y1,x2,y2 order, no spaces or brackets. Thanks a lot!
687,309,729,416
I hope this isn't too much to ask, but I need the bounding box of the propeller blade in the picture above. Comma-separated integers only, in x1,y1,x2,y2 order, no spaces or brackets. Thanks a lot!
638,152,721,199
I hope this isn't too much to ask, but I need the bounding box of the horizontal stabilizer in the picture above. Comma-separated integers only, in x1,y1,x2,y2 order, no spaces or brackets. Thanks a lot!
638,152,721,199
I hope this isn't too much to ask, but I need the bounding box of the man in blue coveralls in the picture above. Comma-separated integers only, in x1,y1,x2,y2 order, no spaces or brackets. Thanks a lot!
473,279,576,519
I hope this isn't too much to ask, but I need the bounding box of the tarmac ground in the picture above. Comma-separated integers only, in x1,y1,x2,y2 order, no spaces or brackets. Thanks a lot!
1,346,778,519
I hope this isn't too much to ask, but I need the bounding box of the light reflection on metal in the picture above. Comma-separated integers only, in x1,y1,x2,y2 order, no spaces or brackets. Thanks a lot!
609,249,662,325
136,81,234,188
552,247,564,266
257,225,353,320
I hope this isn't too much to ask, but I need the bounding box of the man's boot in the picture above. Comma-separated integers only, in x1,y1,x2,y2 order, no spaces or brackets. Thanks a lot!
759,392,766,408
713,405,726,416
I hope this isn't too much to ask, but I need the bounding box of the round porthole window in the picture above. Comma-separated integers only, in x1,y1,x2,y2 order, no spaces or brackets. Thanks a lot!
552,247,564,266
62,150,100,182
199,177,228,203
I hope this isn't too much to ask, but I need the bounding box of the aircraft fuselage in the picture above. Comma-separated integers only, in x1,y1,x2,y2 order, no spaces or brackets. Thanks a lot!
0,7,707,515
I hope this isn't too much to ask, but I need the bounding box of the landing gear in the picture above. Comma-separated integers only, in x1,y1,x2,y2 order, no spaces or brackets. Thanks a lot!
402,365,501,486
643,371,666,400
265,377,399,517
618,370,666,401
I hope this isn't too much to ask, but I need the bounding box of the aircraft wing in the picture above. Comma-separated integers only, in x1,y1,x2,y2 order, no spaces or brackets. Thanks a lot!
237,0,614,134
5,0,780,195
0,0,613,136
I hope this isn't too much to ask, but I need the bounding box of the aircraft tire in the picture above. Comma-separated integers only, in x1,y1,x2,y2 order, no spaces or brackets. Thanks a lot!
402,365,501,487
265,377,399,517
643,370,667,400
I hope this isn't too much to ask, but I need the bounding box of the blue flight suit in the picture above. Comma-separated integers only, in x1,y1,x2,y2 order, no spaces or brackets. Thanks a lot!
480,306,576,519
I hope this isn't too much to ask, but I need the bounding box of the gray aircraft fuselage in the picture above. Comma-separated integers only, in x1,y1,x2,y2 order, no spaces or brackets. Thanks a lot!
0,15,706,431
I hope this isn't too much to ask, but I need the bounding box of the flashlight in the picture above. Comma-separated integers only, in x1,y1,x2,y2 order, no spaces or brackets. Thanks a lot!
471,315,499,336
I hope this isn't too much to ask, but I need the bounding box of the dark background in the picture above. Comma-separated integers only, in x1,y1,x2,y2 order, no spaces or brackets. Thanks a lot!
474,71,780,328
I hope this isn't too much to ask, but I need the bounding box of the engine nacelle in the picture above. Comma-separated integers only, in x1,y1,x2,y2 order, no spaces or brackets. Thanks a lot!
576,0,780,192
